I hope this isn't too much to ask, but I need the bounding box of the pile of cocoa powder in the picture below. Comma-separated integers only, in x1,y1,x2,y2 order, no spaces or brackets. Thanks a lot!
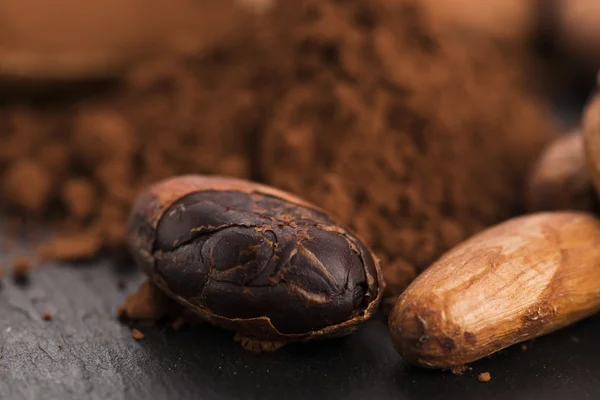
0,0,556,305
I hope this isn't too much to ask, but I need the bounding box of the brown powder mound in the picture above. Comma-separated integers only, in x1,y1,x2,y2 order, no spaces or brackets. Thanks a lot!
0,11,272,259
260,0,556,300
0,0,555,304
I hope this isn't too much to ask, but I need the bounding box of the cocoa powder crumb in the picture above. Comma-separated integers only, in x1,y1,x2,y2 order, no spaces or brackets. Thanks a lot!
477,372,492,383
450,365,472,375
42,312,53,321
12,257,31,284
57,344,63,349
171,316,186,331
131,329,145,340
117,281,172,322
521,344,528,351
117,280,203,330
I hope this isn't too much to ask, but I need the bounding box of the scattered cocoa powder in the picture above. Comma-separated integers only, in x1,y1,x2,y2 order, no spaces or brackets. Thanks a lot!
521,344,528,351
117,280,202,329
450,365,472,375
0,0,556,307
131,328,145,340
42,312,53,321
11,257,31,283
117,281,171,322
477,372,492,383
57,343,63,349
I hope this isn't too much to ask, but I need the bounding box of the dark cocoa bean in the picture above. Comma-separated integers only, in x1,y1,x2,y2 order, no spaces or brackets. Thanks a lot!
128,175,384,351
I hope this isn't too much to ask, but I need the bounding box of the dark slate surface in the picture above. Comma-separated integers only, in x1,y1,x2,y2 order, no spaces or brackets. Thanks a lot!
1,253,600,400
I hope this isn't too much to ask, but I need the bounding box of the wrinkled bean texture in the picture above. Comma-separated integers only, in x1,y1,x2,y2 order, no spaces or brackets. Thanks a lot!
128,176,383,340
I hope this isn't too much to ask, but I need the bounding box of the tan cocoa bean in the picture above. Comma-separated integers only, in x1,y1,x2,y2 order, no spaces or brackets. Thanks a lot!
584,88,600,198
389,212,600,368
527,131,597,212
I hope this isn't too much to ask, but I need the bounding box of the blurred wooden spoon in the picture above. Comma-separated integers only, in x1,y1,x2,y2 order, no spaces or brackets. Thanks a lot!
0,0,256,80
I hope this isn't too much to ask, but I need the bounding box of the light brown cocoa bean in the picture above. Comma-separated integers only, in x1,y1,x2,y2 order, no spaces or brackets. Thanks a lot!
389,212,600,368
527,131,597,212
584,88,600,198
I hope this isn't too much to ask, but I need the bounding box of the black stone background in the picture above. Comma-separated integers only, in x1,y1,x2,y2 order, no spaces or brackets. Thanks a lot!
2,247,600,400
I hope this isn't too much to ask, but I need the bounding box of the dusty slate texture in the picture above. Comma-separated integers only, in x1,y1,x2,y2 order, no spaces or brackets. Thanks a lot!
1,256,600,400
